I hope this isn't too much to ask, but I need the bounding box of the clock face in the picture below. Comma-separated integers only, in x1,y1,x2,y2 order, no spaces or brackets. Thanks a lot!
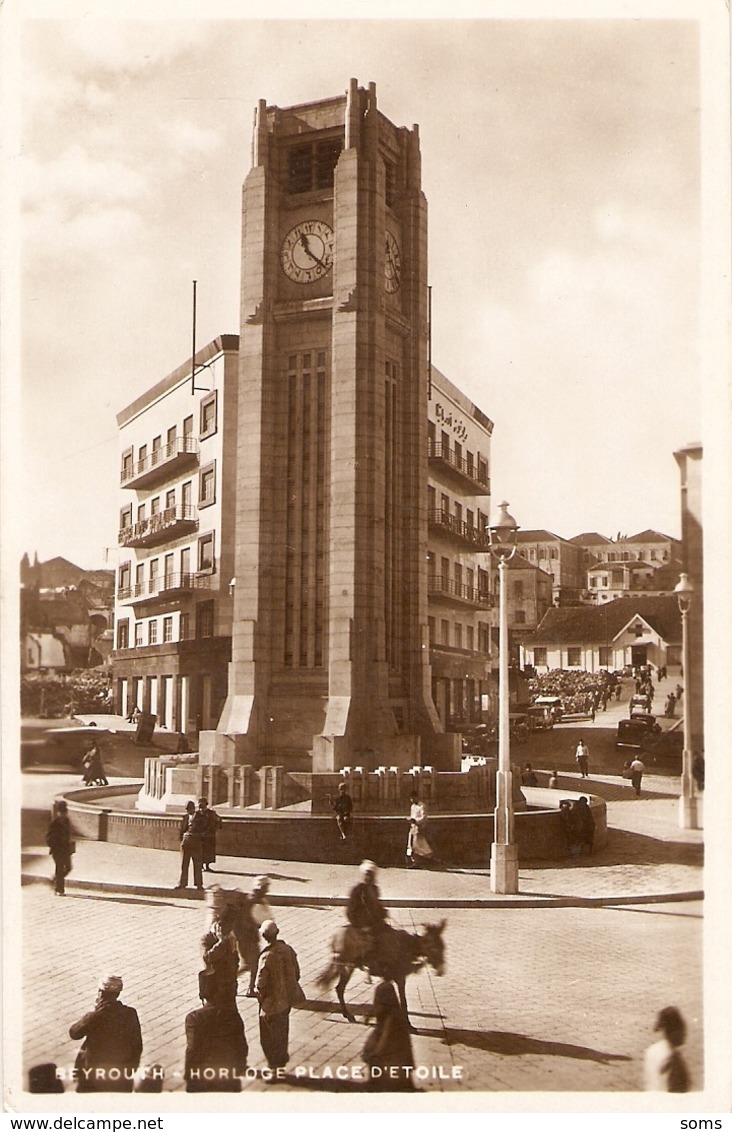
385,230,402,293
280,220,334,284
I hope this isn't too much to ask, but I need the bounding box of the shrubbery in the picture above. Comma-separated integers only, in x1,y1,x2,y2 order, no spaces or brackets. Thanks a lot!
21,671,112,718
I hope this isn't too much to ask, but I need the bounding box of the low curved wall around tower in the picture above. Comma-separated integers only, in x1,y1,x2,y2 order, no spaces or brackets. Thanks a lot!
61,786,606,867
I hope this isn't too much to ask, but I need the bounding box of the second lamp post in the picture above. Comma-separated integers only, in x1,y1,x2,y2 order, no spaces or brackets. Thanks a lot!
488,501,520,894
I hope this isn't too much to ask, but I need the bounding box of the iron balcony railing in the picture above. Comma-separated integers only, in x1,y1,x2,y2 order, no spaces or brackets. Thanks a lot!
428,442,489,491
118,505,198,548
121,436,199,488
117,572,211,603
427,509,491,548
428,574,494,608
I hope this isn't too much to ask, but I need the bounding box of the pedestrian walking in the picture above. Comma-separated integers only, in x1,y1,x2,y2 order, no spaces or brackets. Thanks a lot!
644,1006,690,1092
184,986,248,1092
548,769,560,789
197,797,222,872
692,754,705,792
629,755,645,797
615,683,622,701
82,739,108,786
68,976,142,1093
675,683,683,701
362,979,415,1091
330,781,354,840
665,692,676,718
406,794,433,868
253,920,305,1077
229,875,274,996
574,738,590,778
200,916,239,1009
176,800,206,890
46,800,75,896
521,762,538,787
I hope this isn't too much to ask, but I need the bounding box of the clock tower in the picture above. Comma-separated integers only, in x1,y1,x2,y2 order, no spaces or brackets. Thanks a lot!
215,79,453,772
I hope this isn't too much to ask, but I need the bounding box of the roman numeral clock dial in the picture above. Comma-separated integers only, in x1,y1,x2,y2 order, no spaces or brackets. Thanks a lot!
280,220,334,284
385,230,402,293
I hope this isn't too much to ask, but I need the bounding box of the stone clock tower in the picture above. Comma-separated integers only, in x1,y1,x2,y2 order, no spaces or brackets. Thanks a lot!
215,79,455,773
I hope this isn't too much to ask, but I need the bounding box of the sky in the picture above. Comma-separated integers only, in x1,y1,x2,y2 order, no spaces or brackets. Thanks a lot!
6,7,712,570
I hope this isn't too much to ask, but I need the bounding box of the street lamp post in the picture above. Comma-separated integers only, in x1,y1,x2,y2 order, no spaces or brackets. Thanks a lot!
674,573,699,830
488,501,519,894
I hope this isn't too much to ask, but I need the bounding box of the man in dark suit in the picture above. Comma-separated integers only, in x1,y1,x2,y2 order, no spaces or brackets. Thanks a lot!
69,976,143,1092
184,987,248,1092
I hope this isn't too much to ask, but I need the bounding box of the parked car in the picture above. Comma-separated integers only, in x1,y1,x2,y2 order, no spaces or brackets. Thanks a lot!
509,714,529,743
527,705,554,731
532,696,563,722
616,717,661,749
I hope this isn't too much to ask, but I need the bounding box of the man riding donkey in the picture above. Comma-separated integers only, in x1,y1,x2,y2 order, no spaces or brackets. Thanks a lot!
345,860,392,966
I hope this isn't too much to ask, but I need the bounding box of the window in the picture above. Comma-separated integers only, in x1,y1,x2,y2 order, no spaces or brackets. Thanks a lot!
287,137,342,193
116,621,129,650
180,547,191,578
135,622,143,647
454,623,463,648
440,493,450,517
427,617,436,645
165,489,176,510
200,392,218,439
567,647,581,667
148,620,158,645
120,505,132,531
121,449,133,480
119,563,131,592
534,647,547,666
196,601,215,639
164,554,174,586
514,610,526,625
150,497,160,516
149,559,159,589
151,436,162,465
440,619,450,646
183,415,193,438
198,532,215,572
590,577,597,588
138,444,147,468
137,503,146,523
384,159,396,207
182,481,192,511
199,462,216,507
180,612,191,640
466,625,474,651
135,563,144,590
513,580,524,599
163,616,173,643
167,425,177,447
599,646,611,667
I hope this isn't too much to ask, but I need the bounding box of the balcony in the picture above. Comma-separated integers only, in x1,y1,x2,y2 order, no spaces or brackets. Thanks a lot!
428,510,491,550
117,572,211,607
428,575,494,609
429,442,489,494
121,437,199,489
118,505,198,548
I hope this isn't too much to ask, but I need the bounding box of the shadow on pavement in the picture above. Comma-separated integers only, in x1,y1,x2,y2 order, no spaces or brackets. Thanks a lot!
209,868,311,884
69,892,183,910
442,1027,632,1063
523,826,703,872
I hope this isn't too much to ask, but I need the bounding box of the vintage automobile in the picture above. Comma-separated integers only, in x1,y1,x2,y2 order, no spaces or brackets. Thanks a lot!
616,716,661,749
629,694,652,715
526,705,554,731
532,695,563,723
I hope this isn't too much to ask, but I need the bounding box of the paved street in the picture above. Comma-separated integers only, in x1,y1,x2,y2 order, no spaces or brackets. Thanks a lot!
17,884,702,1099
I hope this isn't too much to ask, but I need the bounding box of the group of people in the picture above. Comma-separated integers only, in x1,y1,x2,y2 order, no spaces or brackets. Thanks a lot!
176,797,223,889
558,796,595,858
50,861,416,1093
329,783,436,870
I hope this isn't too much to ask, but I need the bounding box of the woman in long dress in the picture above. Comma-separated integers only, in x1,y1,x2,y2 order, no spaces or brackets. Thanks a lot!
406,794,433,868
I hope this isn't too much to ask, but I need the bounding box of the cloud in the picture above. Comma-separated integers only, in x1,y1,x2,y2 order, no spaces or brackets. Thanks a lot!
23,145,147,209
64,21,208,73
164,117,222,159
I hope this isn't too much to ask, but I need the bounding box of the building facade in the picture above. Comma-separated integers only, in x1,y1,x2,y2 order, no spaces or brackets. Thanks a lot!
111,336,239,735
520,595,682,674
513,530,585,606
426,368,493,730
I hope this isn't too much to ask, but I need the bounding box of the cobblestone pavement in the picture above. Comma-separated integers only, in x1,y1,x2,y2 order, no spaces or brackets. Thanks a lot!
16,883,703,1103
